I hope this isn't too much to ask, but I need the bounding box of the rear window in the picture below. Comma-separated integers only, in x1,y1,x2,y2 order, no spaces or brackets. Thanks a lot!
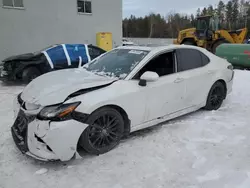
176,49,210,72
176,49,203,72
200,52,210,66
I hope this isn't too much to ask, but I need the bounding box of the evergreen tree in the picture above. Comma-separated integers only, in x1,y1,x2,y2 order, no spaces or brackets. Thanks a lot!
226,0,233,29
202,7,208,16
190,14,195,26
217,1,226,28
207,5,214,15
232,0,239,29
239,0,246,17
246,2,250,30
196,8,201,17
217,1,225,16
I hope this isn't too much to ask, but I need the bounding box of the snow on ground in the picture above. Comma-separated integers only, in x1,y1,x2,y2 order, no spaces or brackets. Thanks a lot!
1,70,250,188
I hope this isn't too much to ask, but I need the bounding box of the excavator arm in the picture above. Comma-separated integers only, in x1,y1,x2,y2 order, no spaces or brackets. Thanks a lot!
217,28,248,44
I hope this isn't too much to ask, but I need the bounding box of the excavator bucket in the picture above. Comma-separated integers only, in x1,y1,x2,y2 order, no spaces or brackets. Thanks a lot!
228,28,248,44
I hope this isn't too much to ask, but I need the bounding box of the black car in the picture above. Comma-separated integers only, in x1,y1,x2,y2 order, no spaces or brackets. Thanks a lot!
0,44,106,83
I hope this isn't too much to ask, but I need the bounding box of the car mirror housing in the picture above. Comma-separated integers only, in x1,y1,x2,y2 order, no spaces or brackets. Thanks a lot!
139,71,159,86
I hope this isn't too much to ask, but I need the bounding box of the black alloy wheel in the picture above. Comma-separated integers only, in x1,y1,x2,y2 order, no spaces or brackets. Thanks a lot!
79,107,124,155
205,81,226,110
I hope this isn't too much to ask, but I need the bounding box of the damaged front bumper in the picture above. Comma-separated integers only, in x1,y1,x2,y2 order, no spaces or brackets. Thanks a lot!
11,97,89,161
0,65,9,81
0,62,13,79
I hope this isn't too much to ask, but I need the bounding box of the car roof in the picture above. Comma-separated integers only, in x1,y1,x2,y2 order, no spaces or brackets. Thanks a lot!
117,44,207,53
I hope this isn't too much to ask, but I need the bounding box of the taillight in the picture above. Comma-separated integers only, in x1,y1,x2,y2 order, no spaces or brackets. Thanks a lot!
227,64,234,81
227,64,234,70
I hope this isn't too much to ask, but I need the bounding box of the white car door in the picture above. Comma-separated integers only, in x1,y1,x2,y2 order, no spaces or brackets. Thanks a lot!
143,73,186,121
175,48,214,107
131,50,186,122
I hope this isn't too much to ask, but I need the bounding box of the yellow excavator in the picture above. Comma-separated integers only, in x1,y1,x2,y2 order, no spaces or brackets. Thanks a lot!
173,15,248,53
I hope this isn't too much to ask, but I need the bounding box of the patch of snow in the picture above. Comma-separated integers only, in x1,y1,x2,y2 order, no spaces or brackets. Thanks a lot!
34,168,48,175
75,152,82,160
229,135,246,145
128,50,144,54
119,73,127,79
191,134,227,144
130,61,139,71
237,172,250,188
192,157,207,169
74,69,82,74
67,166,74,169
197,169,221,182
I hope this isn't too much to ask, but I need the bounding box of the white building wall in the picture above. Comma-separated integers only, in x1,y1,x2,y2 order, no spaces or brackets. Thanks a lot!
0,0,122,60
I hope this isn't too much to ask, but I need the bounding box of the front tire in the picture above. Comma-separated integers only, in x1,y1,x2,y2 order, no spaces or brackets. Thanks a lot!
204,82,226,111
79,107,124,155
211,40,229,54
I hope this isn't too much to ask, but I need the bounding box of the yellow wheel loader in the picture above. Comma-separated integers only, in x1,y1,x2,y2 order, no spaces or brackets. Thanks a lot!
173,15,248,53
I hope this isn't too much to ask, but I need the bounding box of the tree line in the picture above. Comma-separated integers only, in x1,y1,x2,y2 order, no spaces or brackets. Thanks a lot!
122,0,250,38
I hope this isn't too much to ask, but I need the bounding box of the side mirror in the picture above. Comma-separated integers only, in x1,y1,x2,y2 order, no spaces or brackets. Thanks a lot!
139,71,159,86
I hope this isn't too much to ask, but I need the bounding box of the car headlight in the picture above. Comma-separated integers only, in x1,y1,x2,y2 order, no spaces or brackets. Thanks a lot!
38,102,81,121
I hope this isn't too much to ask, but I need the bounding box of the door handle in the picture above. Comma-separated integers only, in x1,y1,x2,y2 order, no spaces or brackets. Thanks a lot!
174,78,184,83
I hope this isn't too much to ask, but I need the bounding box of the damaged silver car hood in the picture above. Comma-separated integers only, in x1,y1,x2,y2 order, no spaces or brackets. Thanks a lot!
21,68,117,106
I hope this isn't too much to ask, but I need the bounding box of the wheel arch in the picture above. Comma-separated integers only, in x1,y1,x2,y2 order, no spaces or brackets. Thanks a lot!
75,104,131,155
20,64,41,75
181,38,197,45
206,79,227,101
21,65,42,81
89,104,131,136
14,63,41,79
211,38,230,53
216,79,227,99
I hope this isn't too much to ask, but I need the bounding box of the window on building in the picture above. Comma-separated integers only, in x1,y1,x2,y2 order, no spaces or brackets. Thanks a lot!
77,0,92,14
3,0,24,8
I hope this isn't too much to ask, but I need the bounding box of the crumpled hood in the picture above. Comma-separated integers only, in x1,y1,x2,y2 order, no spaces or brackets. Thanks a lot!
21,68,117,106
2,53,37,62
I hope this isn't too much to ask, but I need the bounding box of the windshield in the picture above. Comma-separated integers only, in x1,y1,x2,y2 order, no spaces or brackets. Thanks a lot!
197,19,208,30
83,48,149,79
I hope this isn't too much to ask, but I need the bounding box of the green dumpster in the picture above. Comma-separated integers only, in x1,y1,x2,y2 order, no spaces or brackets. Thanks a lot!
215,44,250,69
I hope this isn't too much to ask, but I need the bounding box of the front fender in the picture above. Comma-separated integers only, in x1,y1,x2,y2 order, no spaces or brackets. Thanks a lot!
76,97,147,128
68,81,148,127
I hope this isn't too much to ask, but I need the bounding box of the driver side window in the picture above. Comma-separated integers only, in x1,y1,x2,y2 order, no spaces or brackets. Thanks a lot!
133,51,176,79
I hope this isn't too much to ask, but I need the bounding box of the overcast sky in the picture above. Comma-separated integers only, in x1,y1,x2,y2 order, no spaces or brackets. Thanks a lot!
123,0,229,18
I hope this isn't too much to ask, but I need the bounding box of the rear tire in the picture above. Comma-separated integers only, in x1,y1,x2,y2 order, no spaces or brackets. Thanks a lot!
79,107,124,155
204,82,226,111
211,40,229,54
22,67,41,83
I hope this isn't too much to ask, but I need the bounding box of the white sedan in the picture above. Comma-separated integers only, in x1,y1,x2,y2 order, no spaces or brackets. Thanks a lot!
11,45,234,161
